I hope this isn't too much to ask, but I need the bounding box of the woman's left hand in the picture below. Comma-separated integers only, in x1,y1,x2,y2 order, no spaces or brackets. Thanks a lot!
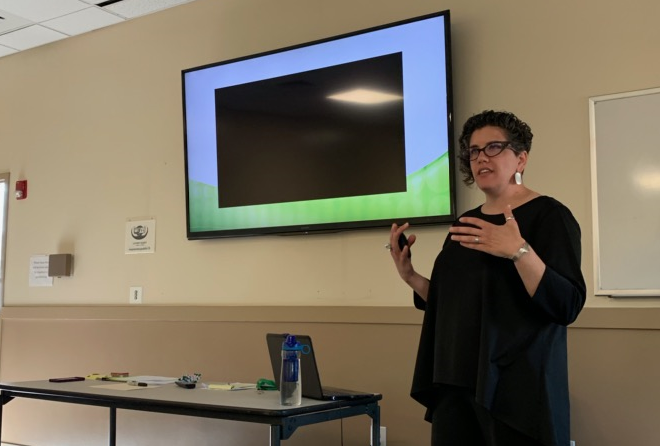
448,205,525,259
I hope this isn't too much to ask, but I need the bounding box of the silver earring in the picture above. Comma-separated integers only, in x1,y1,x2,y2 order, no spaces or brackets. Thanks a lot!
514,171,523,185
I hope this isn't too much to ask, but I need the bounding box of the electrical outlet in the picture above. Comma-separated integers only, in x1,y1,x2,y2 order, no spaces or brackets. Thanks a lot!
129,286,142,304
370,425,386,446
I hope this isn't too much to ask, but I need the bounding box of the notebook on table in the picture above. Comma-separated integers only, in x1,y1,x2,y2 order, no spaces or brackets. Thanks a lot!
266,333,374,401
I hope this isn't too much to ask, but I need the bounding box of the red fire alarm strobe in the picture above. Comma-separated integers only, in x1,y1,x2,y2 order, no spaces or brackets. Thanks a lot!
16,180,27,200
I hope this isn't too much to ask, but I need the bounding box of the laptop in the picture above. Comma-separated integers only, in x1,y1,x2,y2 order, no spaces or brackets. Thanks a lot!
266,333,374,401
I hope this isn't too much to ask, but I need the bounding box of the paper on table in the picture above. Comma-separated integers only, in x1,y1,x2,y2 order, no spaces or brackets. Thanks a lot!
117,376,177,385
208,382,256,391
91,383,149,391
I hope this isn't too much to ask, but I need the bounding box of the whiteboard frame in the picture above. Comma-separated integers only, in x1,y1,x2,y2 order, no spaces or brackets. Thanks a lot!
589,87,660,297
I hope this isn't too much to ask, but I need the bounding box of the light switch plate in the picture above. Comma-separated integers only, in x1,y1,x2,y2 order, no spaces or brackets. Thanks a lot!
129,286,142,304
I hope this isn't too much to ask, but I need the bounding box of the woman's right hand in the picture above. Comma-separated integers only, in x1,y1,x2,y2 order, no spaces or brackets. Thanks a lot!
389,223,415,282
389,223,430,301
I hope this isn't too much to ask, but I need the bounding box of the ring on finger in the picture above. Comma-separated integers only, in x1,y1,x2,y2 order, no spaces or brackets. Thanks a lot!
474,236,480,244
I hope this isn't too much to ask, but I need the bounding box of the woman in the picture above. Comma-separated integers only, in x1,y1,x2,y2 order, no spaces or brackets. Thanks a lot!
389,110,586,446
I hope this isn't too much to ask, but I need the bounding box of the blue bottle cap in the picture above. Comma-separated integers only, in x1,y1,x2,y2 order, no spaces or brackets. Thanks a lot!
282,334,303,351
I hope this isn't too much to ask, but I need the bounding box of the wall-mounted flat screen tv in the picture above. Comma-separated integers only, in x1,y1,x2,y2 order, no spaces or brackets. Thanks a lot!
182,10,455,239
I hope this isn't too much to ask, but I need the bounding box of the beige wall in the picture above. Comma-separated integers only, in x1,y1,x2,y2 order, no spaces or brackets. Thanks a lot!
1,0,660,445
0,0,658,307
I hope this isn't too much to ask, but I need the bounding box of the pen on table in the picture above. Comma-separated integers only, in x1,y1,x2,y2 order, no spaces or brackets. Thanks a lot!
128,381,148,387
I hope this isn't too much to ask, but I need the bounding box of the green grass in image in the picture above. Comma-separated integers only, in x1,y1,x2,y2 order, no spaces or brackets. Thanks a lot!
188,152,451,232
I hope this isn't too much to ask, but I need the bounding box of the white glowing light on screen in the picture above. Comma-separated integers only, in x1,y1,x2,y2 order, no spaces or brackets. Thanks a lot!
327,88,403,105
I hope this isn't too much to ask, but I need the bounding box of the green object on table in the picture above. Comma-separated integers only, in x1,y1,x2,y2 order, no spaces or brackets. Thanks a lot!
256,378,276,391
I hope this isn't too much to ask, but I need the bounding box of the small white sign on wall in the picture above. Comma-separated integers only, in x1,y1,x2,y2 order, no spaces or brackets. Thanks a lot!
29,255,53,287
125,219,156,254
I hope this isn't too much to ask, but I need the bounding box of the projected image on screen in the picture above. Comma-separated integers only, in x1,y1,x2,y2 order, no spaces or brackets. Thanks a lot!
182,10,455,238
214,53,405,208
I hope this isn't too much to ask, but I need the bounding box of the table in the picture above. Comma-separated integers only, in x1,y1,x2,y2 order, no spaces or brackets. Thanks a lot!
0,380,381,445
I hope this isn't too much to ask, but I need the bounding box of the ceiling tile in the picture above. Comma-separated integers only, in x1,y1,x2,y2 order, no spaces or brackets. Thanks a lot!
104,0,193,19
0,9,33,34
43,7,124,36
0,0,89,22
0,0,200,59
0,43,17,56
0,24,67,50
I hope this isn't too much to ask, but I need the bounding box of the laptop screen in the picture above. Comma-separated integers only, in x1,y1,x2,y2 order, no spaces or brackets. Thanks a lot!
266,333,327,400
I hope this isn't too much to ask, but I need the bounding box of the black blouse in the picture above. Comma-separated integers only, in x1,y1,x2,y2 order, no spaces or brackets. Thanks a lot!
411,196,586,446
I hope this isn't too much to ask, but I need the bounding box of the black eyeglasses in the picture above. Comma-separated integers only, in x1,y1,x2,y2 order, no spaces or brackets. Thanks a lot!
465,141,513,161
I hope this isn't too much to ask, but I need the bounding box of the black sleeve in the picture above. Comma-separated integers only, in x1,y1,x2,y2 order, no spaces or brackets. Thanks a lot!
413,292,426,310
528,202,586,325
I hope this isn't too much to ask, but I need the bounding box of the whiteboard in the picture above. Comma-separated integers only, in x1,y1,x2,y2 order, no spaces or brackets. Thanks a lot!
589,87,660,297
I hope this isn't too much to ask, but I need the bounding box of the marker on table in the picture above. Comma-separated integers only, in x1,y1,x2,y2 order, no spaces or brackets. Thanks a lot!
128,381,148,387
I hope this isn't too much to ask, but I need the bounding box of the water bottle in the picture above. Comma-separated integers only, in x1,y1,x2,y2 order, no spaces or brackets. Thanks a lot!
280,334,302,406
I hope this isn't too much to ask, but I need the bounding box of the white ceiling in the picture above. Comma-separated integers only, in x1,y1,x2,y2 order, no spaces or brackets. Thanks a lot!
0,0,197,59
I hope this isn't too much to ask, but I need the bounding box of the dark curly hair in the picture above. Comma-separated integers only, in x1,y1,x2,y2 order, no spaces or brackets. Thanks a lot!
457,110,533,185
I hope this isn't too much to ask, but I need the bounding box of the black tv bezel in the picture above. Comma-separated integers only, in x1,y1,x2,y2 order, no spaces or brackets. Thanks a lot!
182,10,456,239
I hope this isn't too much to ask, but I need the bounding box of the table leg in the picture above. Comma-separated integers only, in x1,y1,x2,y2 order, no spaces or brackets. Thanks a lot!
270,425,281,446
371,405,381,446
109,407,116,446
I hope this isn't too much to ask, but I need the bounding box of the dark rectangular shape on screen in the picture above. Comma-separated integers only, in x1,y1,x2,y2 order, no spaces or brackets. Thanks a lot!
214,53,406,208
